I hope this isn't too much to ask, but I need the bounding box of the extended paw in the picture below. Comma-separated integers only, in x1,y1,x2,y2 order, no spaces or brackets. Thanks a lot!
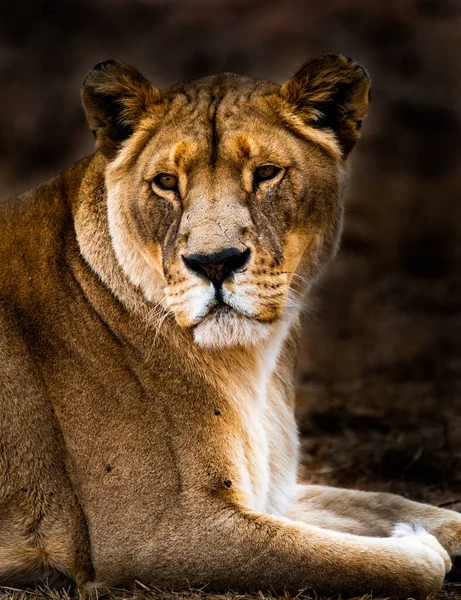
389,521,451,597
393,521,452,572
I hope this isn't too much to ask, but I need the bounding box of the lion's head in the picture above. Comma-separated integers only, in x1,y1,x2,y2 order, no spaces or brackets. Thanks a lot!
81,56,370,349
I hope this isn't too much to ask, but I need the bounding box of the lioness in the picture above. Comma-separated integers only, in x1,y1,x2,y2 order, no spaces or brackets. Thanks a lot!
0,55,460,598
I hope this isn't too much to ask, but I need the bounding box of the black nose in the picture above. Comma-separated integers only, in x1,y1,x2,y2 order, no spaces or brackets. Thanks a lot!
183,247,251,286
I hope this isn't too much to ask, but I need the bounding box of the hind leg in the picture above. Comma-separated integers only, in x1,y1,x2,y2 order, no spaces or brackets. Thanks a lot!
286,484,461,556
0,310,93,586
0,493,93,587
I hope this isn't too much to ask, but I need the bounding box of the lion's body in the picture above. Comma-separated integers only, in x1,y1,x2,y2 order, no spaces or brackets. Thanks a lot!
0,154,299,585
1,57,461,597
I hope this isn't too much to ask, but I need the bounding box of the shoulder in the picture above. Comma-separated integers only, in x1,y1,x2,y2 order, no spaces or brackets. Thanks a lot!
0,155,97,303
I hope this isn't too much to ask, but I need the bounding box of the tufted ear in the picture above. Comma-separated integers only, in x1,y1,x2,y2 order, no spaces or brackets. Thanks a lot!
281,54,371,157
81,59,160,159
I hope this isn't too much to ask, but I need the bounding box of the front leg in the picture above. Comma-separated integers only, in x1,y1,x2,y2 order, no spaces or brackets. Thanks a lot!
287,484,461,556
90,504,451,598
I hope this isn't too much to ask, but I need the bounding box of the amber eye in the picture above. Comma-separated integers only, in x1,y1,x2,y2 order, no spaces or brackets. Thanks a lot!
152,173,178,191
254,165,281,183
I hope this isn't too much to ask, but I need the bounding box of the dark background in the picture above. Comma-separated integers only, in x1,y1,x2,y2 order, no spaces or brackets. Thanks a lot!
1,0,461,504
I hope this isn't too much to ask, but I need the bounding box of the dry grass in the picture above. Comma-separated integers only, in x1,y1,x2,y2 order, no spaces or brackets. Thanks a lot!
0,582,460,600
0,586,397,600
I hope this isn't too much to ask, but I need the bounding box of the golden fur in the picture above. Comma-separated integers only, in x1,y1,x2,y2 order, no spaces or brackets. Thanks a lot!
0,55,460,598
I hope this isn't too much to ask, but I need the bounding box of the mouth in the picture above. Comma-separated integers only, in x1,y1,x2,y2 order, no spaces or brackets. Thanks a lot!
191,285,281,329
165,275,284,348
207,300,232,315
193,297,237,325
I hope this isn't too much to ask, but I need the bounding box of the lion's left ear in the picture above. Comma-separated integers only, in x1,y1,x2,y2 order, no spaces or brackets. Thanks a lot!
81,59,160,160
281,54,371,157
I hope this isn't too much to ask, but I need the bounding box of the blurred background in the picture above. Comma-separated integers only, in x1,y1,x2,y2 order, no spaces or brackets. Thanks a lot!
1,0,460,505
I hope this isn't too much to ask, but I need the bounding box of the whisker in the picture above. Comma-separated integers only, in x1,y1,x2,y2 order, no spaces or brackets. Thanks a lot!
280,271,312,286
146,310,175,361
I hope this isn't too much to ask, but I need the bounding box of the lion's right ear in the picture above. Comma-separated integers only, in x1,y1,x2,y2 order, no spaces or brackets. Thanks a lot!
81,60,159,160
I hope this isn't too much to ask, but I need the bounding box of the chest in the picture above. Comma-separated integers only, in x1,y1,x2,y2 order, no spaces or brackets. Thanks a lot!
44,339,298,511
35,294,299,515
208,360,298,515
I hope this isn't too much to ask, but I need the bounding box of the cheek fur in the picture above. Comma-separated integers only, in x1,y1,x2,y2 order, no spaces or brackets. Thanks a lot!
133,191,179,255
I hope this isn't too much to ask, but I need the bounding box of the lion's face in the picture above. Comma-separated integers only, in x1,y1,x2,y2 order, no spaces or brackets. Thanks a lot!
82,58,370,348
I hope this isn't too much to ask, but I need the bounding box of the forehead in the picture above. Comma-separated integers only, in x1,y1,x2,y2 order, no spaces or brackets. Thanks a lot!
162,73,279,131
144,73,284,164
131,72,340,171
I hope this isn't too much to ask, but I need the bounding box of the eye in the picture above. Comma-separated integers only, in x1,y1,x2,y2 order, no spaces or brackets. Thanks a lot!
254,164,281,184
152,173,178,191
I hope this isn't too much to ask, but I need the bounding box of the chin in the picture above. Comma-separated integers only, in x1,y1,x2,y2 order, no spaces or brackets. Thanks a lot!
192,307,273,349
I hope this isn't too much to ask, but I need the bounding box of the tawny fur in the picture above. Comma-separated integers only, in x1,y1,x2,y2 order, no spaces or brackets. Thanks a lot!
0,56,460,598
